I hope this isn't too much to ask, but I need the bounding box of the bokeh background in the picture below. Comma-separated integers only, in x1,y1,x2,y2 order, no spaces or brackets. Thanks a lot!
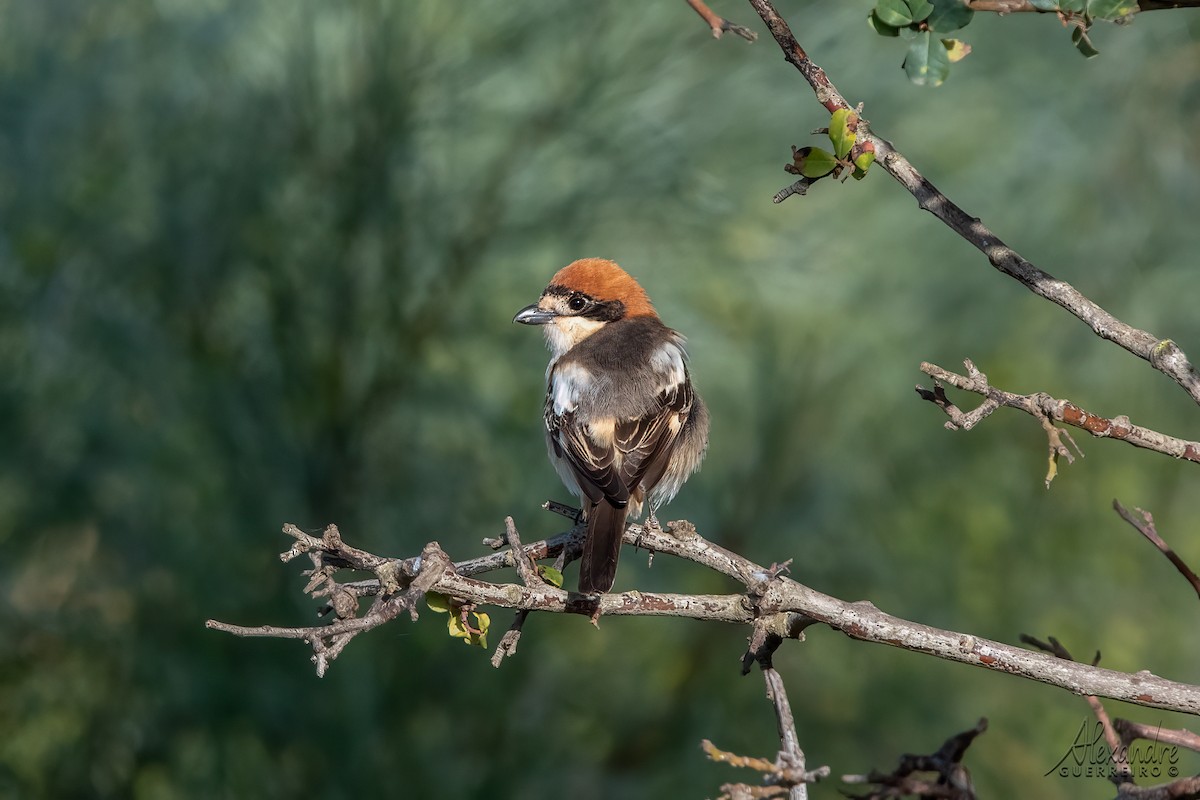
2,1,1198,797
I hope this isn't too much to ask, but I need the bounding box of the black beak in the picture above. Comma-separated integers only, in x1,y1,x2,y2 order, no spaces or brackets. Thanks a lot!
513,304,558,325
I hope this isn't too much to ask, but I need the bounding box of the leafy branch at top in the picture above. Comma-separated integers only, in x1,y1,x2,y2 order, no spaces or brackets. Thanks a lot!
870,0,1185,85
869,0,975,86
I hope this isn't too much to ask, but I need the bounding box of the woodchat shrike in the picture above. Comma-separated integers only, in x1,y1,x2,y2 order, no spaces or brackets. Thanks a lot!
514,258,709,594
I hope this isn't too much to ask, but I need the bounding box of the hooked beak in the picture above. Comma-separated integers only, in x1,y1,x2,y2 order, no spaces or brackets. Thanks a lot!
513,303,559,326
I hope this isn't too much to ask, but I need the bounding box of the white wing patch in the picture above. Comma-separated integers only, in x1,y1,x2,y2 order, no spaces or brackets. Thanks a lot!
551,362,591,415
649,341,686,387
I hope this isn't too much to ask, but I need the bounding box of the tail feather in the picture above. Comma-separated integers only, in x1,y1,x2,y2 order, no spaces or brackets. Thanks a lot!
578,501,627,594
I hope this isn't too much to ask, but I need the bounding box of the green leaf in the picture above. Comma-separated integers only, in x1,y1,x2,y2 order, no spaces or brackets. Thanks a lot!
903,31,952,86
828,109,857,160
874,0,914,27
852,150,876,180
868,11,901,36
446,610,490,648
1087,0,1137,18
538,565,564,587
1028,0,1061,9
904,0,935,21
927,0,974,32
1059,0,1085,10
426,592,451,613
1071,26,1099,58
798,147,838,178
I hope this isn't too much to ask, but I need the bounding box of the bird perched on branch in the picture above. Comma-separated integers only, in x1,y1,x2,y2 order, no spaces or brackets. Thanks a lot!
513,258,709,594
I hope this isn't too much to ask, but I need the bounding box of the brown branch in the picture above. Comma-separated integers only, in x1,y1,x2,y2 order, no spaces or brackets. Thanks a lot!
490,610,528,668
489,517,541,667
916,359,1200,472
744,0,1200,406
1113,500,1200,602
208,518,1200,716
685,0,758,41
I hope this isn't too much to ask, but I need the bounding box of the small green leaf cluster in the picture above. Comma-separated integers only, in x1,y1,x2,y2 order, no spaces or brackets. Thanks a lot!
1031,0,1137,17
871,0,1140,81
427,593,492,649
869,0,973,87
537,565,565,587
1027,0,1137,56
786,109,875,184
1030,0,1138,57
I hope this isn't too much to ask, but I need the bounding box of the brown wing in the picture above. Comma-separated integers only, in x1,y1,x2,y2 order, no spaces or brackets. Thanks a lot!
546,380,693,510
613,380,694,499
546,407,628,506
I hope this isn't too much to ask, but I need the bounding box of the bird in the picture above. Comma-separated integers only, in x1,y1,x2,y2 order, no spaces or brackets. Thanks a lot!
513,258,709,594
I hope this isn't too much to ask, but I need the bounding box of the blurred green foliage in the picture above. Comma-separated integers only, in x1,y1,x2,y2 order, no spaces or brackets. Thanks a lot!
1,1,1198,797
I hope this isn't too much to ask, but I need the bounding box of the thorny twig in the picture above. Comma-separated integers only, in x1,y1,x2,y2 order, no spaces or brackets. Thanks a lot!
685,0,758,41
842,718,987,800
705,618,829,800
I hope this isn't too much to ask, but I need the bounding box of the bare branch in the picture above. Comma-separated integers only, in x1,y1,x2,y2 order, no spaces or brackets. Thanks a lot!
745,0,1200,406
1113,501,1200,602
209,519,1200,715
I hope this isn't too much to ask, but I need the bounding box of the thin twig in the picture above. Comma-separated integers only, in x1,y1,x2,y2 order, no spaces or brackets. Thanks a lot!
685,0,758,41
722,615,824,799
916,359,1200,467
490,610,529,668
1113,500,1200,602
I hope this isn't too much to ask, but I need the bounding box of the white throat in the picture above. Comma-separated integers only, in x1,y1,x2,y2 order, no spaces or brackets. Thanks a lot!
544,316,605,359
